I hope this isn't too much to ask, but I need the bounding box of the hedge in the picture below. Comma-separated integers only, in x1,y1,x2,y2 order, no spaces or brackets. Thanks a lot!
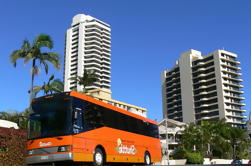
0,127,27,166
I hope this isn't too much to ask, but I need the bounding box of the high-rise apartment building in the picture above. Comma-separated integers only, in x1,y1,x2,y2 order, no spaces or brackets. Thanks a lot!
64,14,111,92
161,49,246,127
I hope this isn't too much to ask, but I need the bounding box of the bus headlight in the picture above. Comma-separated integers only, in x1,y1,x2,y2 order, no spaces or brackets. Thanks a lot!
57,145,72,152
27,150,34,155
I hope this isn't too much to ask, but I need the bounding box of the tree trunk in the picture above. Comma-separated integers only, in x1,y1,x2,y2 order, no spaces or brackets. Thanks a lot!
29,59,36,104
28,59,35,139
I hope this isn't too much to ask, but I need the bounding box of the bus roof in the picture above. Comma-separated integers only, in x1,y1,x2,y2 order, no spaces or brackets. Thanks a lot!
69,91,158,125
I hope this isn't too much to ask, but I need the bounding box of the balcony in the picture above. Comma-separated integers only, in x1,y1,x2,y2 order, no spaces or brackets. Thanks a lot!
86,27,102,33
225,106,245,112
85,56,101,62
198,91,208,95
101,82,110,87
102,72,110,78
85,31,102,37
102,60,111,65
102,65,111,71
225,101,245,106
197,104,209,108
102,56,110,62
197,85,208,89
224,88,244,94
102,47,111,53
223,81,244,88
222,76,243,82
102,37,111,43
224,94,245,100
85,49,102,55
196,61,205,66
102,39,111,45
226,119,246,125
223,66,242,73
102,34,111,40
168,99,182,105
220,57,240,64
196,101,218,108
85,36,102,42
196,108,218,114
102,30,110,36
85,66,101,72
226,114,247,119
102,51,111,57
102,41,111,48
193,79,208,85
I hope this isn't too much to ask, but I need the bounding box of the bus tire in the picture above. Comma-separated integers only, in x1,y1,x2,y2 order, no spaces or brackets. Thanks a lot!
144,151,151,165
93,148,105,166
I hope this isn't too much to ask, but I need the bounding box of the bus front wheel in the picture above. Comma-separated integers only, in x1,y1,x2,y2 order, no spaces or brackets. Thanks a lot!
93,148,105,166
144,151,151,165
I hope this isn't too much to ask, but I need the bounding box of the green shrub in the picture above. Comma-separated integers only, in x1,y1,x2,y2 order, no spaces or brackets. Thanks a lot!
186,152,203,164
172,146,187,159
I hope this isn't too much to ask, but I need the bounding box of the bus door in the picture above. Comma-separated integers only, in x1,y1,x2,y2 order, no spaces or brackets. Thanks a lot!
72,102,87,161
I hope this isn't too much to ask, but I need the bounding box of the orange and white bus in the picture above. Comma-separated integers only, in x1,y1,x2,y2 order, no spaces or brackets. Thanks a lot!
26,91,161,166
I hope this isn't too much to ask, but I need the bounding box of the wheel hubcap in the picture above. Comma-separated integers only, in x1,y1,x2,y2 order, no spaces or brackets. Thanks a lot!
146,154,150,164
95,152,102,165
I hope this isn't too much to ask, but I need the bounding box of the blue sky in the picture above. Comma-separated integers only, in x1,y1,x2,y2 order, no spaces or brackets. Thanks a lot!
0,0,250,121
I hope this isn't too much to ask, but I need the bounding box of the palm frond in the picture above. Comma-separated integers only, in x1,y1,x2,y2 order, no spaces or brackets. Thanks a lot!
33,86,42,96
21,40,31,51
33,34,53,49
24,52,34,64
40,60,49,74
10,50,25,67
48,74,54,83
51,79,64,92
41,52,60,70
68,77,79,82
31,65,40,75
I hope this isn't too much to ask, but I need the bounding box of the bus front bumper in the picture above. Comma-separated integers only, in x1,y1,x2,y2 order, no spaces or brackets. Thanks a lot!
26,152,73,164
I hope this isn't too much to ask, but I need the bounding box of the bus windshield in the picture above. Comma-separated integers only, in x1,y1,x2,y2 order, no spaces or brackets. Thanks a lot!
28,95,73,139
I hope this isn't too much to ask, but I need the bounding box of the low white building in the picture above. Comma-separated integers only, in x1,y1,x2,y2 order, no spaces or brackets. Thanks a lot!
0,119,19,129
158,118,185,156
87,88,147,117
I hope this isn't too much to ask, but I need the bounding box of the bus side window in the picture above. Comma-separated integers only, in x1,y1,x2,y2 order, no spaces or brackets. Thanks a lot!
72,98,85,134
73,108,84,134
83,102,105,130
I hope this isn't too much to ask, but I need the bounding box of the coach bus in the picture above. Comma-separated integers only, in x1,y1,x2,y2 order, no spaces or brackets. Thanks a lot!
26,91,161,166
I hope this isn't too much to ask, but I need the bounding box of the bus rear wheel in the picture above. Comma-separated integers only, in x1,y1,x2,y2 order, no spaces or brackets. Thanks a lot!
93,148,105,166
144,151,151,165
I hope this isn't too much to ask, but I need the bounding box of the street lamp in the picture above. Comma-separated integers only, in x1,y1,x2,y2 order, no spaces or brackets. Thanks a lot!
165,116,170,165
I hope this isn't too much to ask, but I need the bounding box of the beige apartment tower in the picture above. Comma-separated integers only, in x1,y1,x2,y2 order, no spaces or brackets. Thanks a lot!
64,14,111,92
161,49,246,127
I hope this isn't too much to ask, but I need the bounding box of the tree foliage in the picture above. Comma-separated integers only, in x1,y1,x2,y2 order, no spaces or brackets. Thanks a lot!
186,152,204,164
176,120,250,160
10,34,60,98
33,74,64,96
0,109,29,129
69,69,98,93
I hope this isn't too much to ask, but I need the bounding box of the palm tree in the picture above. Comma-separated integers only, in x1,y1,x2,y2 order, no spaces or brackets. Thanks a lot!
33,74,64,96
69,69,98,93
10,34,60,101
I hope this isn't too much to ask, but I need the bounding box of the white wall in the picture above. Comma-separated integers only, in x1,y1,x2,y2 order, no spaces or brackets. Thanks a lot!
0,120,19,129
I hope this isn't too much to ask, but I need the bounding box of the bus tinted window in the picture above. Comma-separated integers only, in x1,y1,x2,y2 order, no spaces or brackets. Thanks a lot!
72,97,159,138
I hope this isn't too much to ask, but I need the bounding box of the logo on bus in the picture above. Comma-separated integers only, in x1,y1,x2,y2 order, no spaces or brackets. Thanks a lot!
115,138,137,155
39,141,52,147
